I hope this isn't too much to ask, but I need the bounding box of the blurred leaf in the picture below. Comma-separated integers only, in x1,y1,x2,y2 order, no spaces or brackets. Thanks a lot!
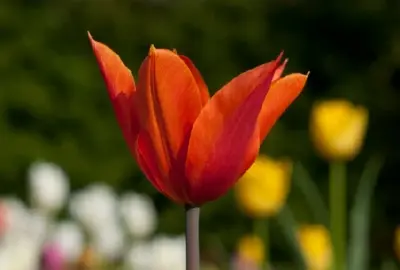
292,162,329,226
348,156,384,270
275,205,306,270
379,258,399,270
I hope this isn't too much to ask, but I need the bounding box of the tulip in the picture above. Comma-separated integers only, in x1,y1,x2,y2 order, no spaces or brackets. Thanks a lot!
0,202,7,237
297,225,332,270
41,243,64,270
50,221,84,263
235,155,291,268
236,235,265,268
231,255,260,270
88,33,307,206
235,155,292,218
28,161,69,215
88,33,307,270
69,184,118,236
120,192,157,239
310,100,368,270
310,100,368,161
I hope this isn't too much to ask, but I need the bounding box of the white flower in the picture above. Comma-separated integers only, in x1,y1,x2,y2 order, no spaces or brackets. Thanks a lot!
124,241,153,270
92,222,125,261
120,193,157,239
69,184,118,235
49,221,84,263
1,198,29,236
124,235,185,270
26,210,49,245
28,161,69,214
0,233,40,270
151,235,186,270
1,198,49,247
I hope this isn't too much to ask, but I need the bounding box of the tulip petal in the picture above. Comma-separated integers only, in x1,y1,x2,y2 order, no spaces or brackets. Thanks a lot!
88,32,139,152
179,55,210,105
135,48,204,202
233,58,289,179
135,132,184,203
258,73,309,141
272,58,288,82
185,55,282,204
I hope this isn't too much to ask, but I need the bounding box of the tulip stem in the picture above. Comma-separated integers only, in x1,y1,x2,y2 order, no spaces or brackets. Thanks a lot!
329,161,347,270
253,218,269,269
185,205,200,270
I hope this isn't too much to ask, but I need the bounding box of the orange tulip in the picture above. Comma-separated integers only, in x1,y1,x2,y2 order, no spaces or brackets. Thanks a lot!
88,33,308,205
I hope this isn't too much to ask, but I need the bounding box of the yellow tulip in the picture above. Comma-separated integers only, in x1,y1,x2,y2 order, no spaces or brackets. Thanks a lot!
235,155,291,218
236,234,265,266
394,226,400,260
297,225,332,270
310,99,368,161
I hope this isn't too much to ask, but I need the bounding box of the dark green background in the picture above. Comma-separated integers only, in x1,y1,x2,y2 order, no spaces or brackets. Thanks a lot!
1,0,400,267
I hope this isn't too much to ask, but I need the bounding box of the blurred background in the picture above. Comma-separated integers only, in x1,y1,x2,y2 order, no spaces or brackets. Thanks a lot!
1,0,400,269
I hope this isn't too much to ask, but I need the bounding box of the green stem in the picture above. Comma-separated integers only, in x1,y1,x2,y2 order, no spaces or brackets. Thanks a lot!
276,206,306,269
253,218,269,269
348,156,384,270
185,205,200,270
293,162,329,226
329,161,347,270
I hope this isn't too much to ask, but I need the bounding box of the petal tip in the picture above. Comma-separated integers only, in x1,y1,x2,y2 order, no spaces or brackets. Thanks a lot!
87,31,95,46
87,31,98,51
277,50,285,61
149,44,156,56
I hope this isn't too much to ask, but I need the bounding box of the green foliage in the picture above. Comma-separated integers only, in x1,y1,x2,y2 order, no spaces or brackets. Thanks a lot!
349,156,384,270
